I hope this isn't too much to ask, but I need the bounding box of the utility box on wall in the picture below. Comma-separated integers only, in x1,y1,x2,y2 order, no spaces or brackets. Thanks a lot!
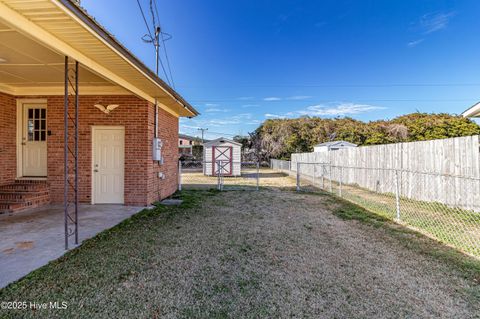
152,138,163,161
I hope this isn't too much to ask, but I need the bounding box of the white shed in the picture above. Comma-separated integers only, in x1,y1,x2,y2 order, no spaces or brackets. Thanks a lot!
203,137,242,176
313,141,357,152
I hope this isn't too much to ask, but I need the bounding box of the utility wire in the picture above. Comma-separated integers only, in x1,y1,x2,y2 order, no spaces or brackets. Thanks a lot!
160,31,175,89
149,0,171,86
136,0,153,39
176,83,480,88
151,0,176,89
136,0,172,86
188,98,475,103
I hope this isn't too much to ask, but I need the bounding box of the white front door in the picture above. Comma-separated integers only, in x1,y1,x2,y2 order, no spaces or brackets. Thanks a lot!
92,127,125,204
22,104,47,176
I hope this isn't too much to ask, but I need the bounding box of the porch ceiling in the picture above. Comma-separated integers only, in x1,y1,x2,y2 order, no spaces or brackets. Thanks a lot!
0,0,197,117
0,21,126,95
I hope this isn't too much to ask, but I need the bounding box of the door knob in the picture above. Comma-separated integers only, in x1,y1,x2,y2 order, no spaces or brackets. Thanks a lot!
93,169,99,172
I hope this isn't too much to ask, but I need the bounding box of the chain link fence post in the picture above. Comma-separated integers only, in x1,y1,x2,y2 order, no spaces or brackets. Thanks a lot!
329,164,333,193
216,160,221,191
178,160,182,191
394,169,401,220
339,166,343,197
256,161,260,191
296,162,300,191
312,163,316,187
321,164,325,189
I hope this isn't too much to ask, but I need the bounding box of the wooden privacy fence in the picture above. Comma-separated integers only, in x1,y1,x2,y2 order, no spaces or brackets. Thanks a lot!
288,135,480,212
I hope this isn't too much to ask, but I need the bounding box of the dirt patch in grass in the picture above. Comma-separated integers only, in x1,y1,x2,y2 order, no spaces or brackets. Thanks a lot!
1,188,479,318
181,168,298,191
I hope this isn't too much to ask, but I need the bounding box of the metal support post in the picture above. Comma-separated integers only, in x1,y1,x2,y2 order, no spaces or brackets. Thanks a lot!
64,56,69,250
74,61,79,245
64,56,79,250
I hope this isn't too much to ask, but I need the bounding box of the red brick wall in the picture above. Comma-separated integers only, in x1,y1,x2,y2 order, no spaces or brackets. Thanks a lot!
0,93,179,206
0,92,16,186
147,103,179,204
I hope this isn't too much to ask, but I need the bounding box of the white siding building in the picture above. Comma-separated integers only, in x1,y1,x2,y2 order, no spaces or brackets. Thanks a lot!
203,138,242,176
313,141,357,152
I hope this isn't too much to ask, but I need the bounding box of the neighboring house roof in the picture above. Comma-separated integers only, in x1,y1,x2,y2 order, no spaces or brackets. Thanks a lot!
203,137,242,147
314,141,357,148
0,0,198,117
178,134,198,140
462,102,480,118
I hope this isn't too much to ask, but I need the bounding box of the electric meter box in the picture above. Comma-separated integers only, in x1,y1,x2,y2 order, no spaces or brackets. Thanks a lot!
152,138,163,161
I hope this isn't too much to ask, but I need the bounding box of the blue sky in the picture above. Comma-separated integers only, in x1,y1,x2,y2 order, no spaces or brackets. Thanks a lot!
82,0,480,139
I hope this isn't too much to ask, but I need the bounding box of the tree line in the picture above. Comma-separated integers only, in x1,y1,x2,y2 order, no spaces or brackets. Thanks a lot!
242,113,480,160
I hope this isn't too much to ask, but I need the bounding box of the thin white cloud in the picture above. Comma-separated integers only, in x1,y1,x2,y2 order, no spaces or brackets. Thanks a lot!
264,97,282,101
237,96,255,100
179,124,200,130
407,39,424,47
295,103,385,116
420,11,456,34
205,103,219,107
287,95,312,100
205,108,230,113
265,103,385,119
185,113,254,128
265,113,286,119
242,104,260,108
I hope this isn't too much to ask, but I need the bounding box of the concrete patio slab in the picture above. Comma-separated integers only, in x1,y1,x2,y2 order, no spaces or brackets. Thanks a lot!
0,204,144,288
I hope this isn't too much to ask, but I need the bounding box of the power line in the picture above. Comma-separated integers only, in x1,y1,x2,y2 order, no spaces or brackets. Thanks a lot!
135,0,153,39
176,83,480,88
152,0,175,89
188,98,476,103
160,31,175,89
207,131,239,137
136,0,172,86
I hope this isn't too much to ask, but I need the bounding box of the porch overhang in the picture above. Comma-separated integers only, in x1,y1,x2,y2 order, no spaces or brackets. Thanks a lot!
0,0,198,118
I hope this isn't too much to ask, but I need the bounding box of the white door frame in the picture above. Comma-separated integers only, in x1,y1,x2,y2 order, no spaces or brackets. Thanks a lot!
91,126,125,204
16,99,48,178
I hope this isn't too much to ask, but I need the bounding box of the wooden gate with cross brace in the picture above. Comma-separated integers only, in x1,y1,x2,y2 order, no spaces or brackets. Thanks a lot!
212,145,232,176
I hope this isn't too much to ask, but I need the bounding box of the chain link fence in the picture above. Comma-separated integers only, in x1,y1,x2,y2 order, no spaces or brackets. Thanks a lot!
270,159,291,173
293,162,480,258
179,161,260,191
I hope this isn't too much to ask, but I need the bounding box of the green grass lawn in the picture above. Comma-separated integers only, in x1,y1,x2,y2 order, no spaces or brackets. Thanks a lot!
0,190,217,319
300,176,480,258
1,188,479,318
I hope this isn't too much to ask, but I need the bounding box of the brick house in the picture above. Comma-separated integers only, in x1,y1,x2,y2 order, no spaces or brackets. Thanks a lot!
0,0,198,213
178,134,201,155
